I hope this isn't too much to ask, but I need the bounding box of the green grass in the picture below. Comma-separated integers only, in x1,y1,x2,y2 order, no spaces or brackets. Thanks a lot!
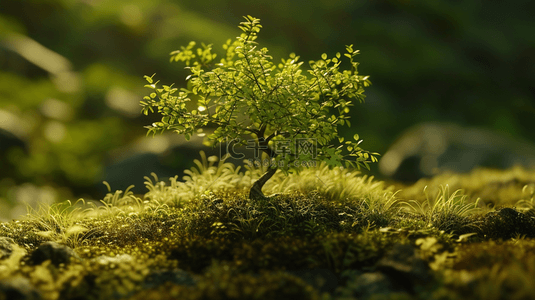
1,154,535,299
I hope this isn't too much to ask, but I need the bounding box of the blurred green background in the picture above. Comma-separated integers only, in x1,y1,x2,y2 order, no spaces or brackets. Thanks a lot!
1,0,534,220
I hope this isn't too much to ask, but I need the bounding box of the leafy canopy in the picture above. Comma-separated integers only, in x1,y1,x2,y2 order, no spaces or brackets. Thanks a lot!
141,15,378,171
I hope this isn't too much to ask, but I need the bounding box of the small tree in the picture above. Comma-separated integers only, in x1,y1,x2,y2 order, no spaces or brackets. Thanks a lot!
141,16,379,199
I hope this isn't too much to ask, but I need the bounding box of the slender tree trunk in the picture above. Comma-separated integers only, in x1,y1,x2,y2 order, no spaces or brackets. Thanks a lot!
249,167,277,200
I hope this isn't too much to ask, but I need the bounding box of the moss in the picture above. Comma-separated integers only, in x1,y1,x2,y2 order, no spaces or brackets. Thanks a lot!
478,207,535,240
440,254,535,300
453,239,535,272
395,166,535,208
182,191,398,240
2,165,535,299
127,263,320,300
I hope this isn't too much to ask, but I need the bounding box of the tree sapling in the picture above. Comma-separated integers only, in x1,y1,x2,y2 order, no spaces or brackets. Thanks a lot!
141,15,378,199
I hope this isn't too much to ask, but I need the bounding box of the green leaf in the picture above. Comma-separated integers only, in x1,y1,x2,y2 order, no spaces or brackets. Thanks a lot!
144,74,154,84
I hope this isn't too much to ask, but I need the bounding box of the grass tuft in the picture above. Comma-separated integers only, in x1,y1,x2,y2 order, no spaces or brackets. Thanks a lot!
400,185,480,235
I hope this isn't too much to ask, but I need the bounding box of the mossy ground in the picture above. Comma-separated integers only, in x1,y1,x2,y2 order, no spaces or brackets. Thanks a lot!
1,156,535,299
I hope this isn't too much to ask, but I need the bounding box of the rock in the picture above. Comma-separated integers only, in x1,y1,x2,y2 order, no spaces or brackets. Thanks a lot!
482,207,535,239
337,248,430,300
100,152,179,195
0,237,15,260
0,276,42,300
27,241,81,266
379,122,535,182
376,243,432,290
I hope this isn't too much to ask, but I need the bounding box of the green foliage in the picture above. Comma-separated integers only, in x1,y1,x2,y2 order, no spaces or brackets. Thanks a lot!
141,16,378,174
142,151,258,206
400,185,480,235
23,199,91,249
269,163,399,210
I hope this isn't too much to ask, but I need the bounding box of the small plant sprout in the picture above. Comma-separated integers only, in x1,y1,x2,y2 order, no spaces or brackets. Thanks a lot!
401,185,480,234
141,15,378,199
